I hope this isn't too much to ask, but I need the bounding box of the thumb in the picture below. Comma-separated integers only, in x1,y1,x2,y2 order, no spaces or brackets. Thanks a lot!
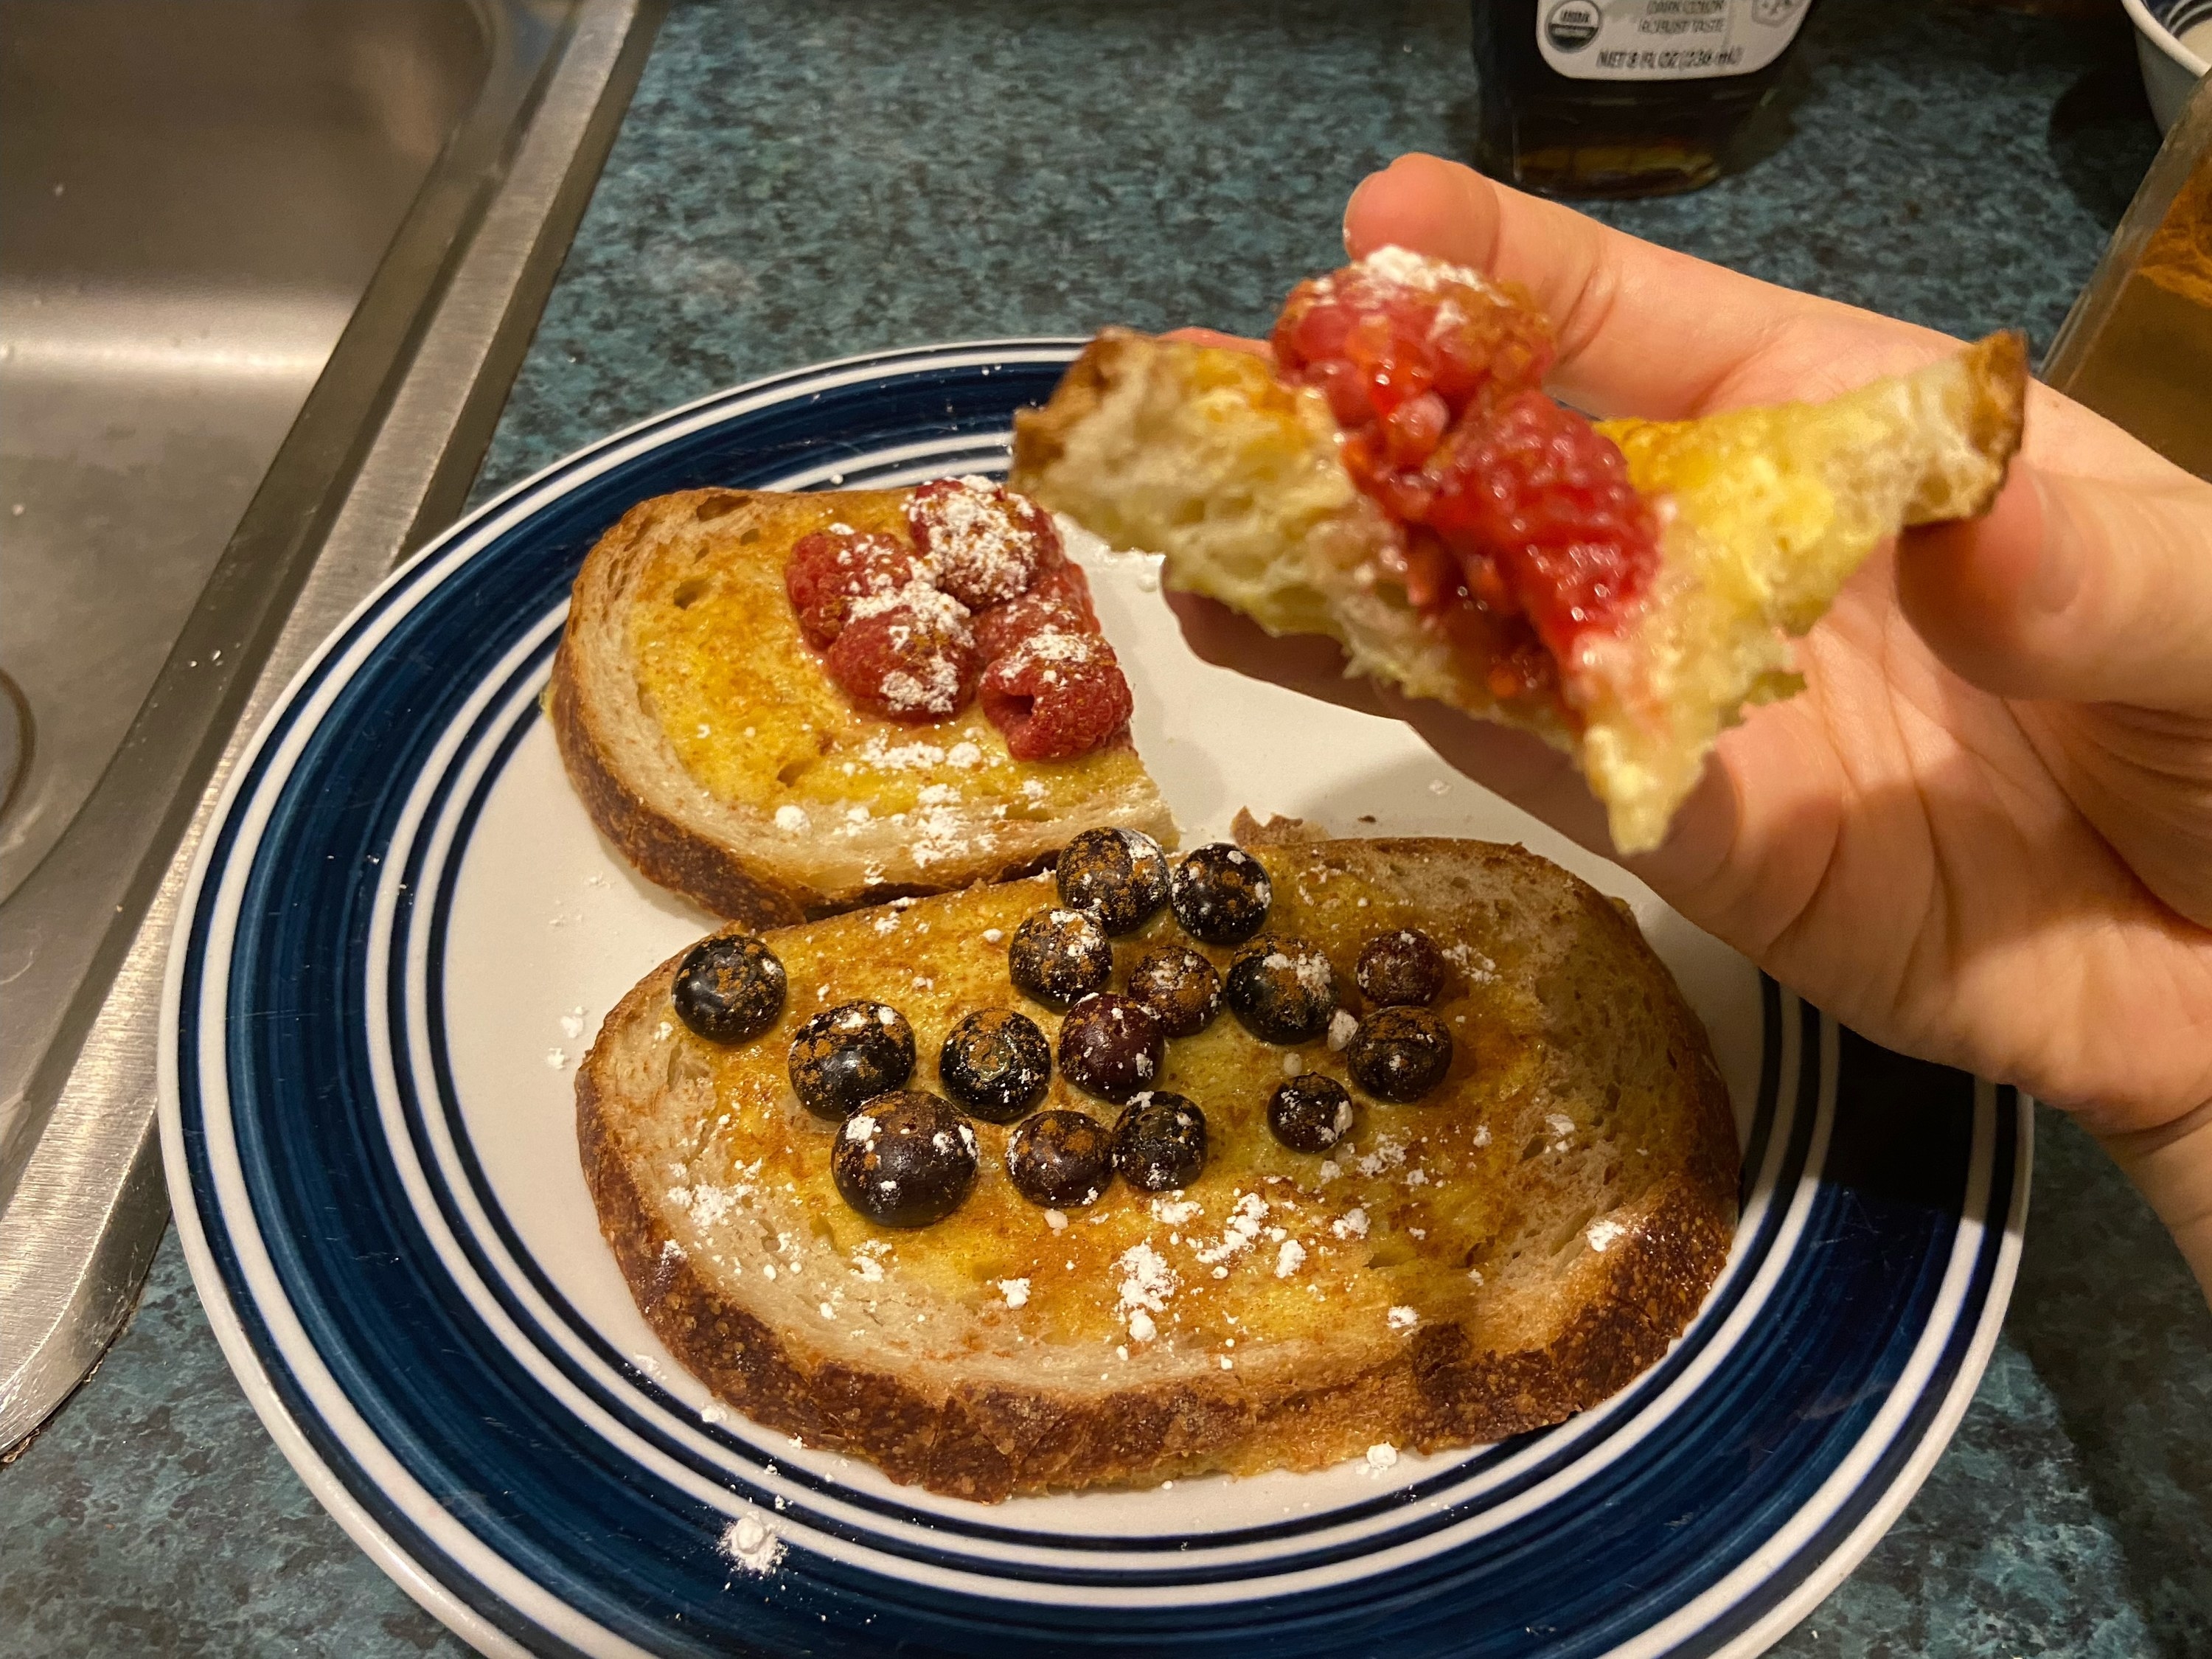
1898,459,2212,714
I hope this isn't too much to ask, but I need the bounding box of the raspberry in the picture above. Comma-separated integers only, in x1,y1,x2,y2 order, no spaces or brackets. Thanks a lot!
905,478,1062,609
1026,557,1099,627
823,602,979,722
973,591,1095,663
1425,391,1658,661
978,630,1132,760
785,528,927,647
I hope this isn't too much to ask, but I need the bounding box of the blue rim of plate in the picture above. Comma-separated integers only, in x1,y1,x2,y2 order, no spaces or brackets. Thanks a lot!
159,341,2031,1659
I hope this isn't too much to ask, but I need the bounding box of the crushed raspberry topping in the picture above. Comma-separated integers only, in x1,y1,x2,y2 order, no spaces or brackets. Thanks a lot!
786,490,1130,755
1273,248,1659,707
785,528,929,648
1423,390,1656,665
906,476,1062,610
979,629,1133,761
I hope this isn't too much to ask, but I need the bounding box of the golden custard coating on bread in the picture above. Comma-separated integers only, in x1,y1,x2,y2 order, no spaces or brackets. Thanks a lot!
550,487,1173,925
1010,330,2026,853
579,837,1737,1500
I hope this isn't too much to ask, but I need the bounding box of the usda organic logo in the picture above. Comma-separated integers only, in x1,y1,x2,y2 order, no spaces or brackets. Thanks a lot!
1545,0,1602,51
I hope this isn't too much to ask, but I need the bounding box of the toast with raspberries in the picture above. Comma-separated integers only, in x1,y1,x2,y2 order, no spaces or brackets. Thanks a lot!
549,480,1175,925
577,832,1738,1500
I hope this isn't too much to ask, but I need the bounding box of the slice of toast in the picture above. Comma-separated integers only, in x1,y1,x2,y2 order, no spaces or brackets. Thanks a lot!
549,487,1175,925
579,835,1738,1501
1008,327,2026,853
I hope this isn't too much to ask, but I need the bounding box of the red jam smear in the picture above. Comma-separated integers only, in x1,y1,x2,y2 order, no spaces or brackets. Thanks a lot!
786,481,1130,753
1273,256,1658,707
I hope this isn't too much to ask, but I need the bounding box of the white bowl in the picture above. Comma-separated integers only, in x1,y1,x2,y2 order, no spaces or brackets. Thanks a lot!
2124,0,2210,131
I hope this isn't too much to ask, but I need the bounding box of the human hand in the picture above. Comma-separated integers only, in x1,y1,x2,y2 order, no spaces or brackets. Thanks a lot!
1169,153,2212,1289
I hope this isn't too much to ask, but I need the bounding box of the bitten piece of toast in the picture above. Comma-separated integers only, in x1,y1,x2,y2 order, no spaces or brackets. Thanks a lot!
1009,329,2027,853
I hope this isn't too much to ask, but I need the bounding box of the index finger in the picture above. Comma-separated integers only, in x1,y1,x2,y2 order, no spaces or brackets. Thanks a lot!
1343,154,1961,419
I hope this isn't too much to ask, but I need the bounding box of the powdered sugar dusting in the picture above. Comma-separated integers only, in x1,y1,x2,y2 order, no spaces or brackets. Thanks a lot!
1116,1242,1178,1341
1195,1192,1271,1267
1359,244,1503,300
720,1510,785,1575
908,476,1048,606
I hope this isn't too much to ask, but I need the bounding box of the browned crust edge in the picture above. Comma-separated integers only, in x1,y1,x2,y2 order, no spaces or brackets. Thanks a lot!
577,838,1742,1503
1008,328,1138,487
1930,330,2030,523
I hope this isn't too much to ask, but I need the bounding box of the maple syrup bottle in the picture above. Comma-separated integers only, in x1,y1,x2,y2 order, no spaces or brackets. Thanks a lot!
1472,0,1817,198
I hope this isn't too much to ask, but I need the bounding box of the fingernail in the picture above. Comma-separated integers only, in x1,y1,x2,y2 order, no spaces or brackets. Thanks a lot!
1343,171,1385,254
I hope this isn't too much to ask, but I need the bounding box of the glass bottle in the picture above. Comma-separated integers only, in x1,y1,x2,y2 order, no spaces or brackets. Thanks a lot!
1471,0,1818,199
2042,75,2212,480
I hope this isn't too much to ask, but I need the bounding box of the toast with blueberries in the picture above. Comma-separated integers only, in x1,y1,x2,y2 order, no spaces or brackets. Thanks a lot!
549,479,1175,926
1008,248,2026,854
577,830,1738,1501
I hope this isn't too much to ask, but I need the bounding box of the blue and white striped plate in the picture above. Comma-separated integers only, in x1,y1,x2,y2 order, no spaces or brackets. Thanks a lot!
160,344,2029,1659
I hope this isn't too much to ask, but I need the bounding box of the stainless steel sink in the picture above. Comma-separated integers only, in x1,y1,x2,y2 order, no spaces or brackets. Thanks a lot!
1,0,663,1448
1,0,489,902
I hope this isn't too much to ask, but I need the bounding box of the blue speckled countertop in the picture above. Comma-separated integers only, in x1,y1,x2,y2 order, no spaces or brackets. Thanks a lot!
4,1,2207,1654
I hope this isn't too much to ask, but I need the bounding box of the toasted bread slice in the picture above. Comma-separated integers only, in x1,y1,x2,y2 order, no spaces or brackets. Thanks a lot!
1009,329,2026,852
580,836,1737,1501
549,487,1175,925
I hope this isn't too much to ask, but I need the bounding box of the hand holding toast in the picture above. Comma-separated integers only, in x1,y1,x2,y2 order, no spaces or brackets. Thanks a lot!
1172,155,2212,1293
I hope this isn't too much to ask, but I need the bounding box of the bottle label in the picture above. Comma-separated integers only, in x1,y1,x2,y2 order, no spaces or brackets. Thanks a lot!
1536,0,1809,81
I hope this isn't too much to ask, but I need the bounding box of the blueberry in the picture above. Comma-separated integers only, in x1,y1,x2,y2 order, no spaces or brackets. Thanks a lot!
671,933,787,1044
938,1009,1051,1123
1111,1091,1207,1192
788,1001,915,1120
832,1091,978,1227
1055,827,1171,934
1356,928,1445,1007
1126,944,1222,1037
1007,908,1113,1009
1057,992,1166,1103
1005,1108,1114,1208
1347,1006,1455,1102
1268,1073,1355,1153
1168,844,1271,945
1224,937,1338,1044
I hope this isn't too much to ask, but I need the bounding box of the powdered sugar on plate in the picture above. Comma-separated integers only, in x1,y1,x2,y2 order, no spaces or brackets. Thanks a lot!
719,1509,785,1575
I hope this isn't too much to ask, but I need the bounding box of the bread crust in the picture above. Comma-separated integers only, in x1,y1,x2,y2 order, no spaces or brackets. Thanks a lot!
1910,329,2029,522
579,837,1739,1501
549,487,1174,922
